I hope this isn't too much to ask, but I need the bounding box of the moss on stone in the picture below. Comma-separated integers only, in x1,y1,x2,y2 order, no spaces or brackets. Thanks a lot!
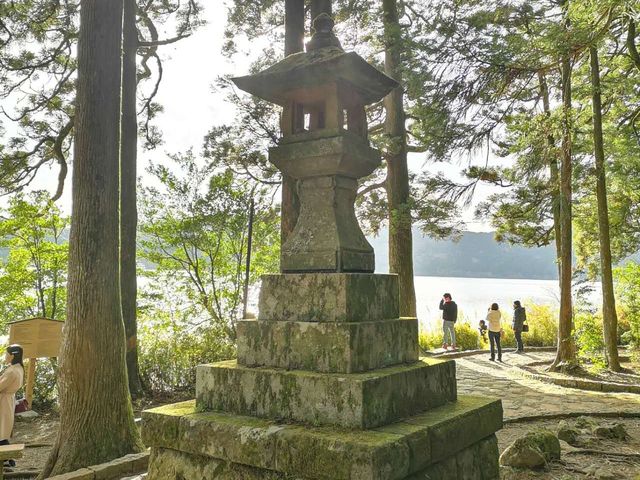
195,359,457,428
143,395,502,479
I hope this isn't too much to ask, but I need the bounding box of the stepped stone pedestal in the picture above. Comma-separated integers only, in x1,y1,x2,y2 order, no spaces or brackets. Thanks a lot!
142,274,503,479
142,12,502,479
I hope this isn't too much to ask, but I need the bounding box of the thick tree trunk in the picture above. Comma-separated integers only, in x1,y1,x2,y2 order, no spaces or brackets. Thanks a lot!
40,0,144,476
121,0,143,397
550,5,577,370
590,46,621,372
310,0,332,21
382,0,417,317
539,72,562,280
280,0,305,253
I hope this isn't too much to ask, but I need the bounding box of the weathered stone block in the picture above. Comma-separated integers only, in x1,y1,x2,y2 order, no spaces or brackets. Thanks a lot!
237,318,418,373
376,396,502,473
273,426,411,480
143,397,502,480
478,435,500,480
196,358,456,428
258,273,399,322
402,396,503,465
147,448,287,480
269,134,381,273
402,435,499,480
47,469,95,480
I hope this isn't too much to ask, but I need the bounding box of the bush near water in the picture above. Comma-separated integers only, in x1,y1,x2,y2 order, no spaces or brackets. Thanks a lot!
418,303,634,353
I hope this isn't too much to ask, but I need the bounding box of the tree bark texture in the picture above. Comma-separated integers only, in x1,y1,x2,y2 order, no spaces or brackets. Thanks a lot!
590,46,621,372
539,72,562,280
310,0,332,21
280,0,305,255
382,0,417,317
551,4,577,370
40,0,144,476
121,0,143,396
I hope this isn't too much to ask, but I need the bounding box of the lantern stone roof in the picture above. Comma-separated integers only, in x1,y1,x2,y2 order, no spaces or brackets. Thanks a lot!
232,47,398,106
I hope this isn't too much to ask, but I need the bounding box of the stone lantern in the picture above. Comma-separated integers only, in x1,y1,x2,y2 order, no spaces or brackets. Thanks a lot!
233,14,397,273
141,12,503,480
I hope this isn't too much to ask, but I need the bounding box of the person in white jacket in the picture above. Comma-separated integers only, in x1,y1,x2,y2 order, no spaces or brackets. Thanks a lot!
486,303,502,362
0,344,24,467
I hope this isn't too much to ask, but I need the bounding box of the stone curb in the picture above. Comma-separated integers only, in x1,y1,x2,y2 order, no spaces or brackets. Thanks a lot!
514,366,640,395
46,452,149,480
504,411,640,425
424,346,557,359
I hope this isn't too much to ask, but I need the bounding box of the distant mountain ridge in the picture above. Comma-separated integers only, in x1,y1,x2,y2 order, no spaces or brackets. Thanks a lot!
368,230,559,280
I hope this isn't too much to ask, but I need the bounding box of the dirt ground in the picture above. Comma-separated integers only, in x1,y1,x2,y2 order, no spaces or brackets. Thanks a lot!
524,359,640,387
7,412,58,478
497,418,640,479
5,412,640,479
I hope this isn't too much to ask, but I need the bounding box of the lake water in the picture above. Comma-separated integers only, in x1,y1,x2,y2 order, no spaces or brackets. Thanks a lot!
414,276,595,332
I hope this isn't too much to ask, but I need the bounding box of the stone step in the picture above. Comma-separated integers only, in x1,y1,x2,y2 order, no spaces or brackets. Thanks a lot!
258,273,399,323
237,317,418,373
142,395,502,480
196,358,456,429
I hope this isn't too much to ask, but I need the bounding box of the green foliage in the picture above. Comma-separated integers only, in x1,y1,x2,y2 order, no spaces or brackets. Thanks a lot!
0,191,69,328
0,0,204,194
32,359,58,410
615,262,640,349
524,304,558,347
574,310,606,369
419,322,484,352
139,151,280,342
456,322,485,351
419,303,558,352
137,302,235,394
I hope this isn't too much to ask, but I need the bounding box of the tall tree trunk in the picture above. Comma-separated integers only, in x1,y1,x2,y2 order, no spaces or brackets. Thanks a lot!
311,0,332,21
539,72,562,280
382,0,417,317
550,1,577,370
121,0,143,396
40,0,144,476
280,0,305,255
590,46,621,372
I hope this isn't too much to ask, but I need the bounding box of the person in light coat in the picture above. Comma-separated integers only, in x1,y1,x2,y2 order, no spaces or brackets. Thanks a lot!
0,344,24,464
486,303,502,362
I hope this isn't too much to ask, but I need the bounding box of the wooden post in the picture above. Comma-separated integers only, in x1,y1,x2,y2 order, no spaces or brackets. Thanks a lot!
242,197,255,320
25,358,36,410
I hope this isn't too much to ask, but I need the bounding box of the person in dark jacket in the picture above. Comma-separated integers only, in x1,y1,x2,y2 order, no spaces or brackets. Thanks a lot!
439,293,458,351
512,300,526,353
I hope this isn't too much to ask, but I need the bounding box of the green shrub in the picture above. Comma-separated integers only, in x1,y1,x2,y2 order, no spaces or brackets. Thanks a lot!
615,262,640,349
454,322,484,350
500,327,516,348
418,302,559,352
419,322,484,352
523,304,558,347
31,358,58,410
138,316,235,395
574,311,606,368
418,330,442,352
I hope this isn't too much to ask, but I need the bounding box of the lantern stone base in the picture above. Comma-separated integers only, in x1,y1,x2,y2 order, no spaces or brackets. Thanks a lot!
143,397,502,480
195,358,456,429
237,317,419,373
258,273,400,323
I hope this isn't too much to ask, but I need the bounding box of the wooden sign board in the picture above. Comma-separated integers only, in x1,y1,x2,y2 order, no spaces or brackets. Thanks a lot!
8,317,63,359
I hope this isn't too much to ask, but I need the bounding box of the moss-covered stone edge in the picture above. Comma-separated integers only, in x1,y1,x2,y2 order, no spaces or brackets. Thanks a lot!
142,395,502,480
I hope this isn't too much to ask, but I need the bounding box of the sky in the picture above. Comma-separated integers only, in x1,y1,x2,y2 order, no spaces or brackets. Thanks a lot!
30,2,496,232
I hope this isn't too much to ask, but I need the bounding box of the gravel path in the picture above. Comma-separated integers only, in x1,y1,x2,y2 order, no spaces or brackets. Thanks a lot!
455,349,640,422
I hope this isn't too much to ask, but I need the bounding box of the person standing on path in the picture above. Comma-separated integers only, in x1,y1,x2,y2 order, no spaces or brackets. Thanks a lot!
486,303,502,362
512,300,526,353
439,293,458,351
0,344,24,467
